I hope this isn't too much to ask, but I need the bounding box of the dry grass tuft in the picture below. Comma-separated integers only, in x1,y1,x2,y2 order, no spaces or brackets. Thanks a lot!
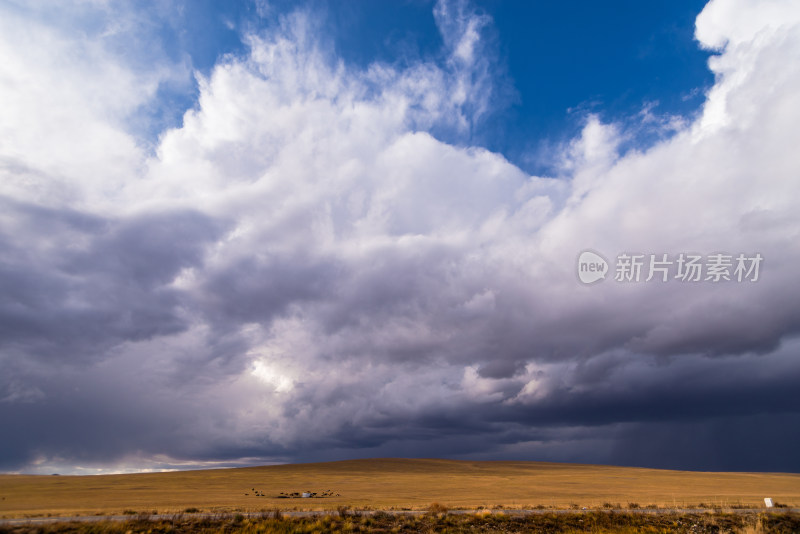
1,511,799,534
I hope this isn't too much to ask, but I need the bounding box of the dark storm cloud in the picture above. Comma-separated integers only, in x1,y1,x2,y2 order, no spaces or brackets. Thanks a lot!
198,253,340,327
274,347,800,471
0,202,226,365
64,210,226,288
1,0,800,475
0,200,234,471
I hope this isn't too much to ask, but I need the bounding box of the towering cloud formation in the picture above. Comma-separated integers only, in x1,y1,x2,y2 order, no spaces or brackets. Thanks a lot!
1,0,799,473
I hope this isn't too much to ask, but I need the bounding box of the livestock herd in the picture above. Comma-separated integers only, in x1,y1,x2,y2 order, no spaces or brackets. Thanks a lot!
244,488,340,498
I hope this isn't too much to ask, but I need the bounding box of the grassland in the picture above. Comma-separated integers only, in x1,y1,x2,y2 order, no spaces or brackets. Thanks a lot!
0,459,798,518
3,510,800,534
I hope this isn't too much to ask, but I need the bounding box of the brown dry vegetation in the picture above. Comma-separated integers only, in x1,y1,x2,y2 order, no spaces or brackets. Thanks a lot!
0,459,798,518
2,511,800,534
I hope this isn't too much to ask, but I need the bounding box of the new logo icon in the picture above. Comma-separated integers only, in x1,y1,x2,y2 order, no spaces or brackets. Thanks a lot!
577,250,608,284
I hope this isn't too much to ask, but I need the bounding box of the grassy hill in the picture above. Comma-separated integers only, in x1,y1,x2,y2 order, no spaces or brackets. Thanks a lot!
1,458,798,518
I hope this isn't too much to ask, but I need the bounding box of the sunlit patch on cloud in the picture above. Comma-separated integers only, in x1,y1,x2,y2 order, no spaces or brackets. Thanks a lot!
251,360,294,393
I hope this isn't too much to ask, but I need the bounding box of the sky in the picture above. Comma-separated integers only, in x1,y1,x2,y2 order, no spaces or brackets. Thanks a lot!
0,0,799,475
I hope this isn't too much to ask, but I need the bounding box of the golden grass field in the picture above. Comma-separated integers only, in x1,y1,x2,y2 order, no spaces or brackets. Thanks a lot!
1,458,798,518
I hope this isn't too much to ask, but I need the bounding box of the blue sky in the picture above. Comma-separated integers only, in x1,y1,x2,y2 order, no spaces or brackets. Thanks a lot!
143,0,715,171
1,0,800,476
